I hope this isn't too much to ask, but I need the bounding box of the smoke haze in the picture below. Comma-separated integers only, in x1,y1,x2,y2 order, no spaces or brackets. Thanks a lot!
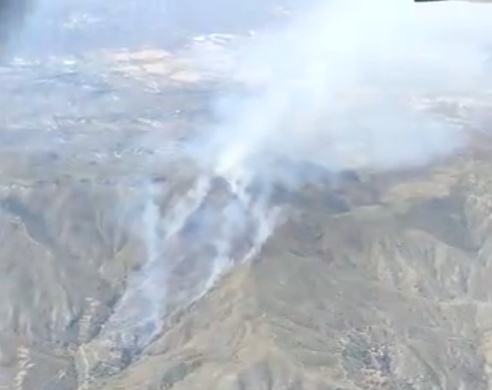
0,0,32,55
94,0,492,356
195,0,492,180
11,0,492,369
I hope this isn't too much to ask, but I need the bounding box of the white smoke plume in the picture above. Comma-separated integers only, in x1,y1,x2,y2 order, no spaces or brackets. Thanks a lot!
98,182,166,349
198,0,492,177
90,0,492,365
97,175,280,355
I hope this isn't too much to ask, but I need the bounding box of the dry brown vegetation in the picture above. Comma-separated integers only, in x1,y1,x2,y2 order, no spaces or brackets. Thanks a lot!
1,31,492,390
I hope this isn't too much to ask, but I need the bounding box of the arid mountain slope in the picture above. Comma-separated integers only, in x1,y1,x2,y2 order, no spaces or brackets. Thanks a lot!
0,2,492,387
91,154,492,390
0,53,491,388
1,146,490,389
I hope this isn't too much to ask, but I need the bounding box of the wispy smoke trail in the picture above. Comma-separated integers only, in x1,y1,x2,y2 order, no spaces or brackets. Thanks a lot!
81,174,279,378
97,183,166,350
80,0,492,375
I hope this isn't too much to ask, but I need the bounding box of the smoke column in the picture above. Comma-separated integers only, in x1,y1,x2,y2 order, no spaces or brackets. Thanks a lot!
83,0,492,373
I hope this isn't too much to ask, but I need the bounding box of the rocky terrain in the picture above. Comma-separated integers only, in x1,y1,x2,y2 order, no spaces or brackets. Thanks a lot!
0,1,492,390
4,102,492,390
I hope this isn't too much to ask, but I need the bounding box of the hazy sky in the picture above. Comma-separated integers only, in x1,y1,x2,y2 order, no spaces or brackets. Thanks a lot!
8,0,306,56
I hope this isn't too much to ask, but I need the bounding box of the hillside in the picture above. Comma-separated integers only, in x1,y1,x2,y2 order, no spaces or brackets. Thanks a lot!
3,123,492,389
1,1,492,389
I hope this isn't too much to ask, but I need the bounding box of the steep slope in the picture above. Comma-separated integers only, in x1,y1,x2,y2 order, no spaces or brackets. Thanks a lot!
0,74,491,389
80,153,492,390
0,180,141,390
0,3,491,388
